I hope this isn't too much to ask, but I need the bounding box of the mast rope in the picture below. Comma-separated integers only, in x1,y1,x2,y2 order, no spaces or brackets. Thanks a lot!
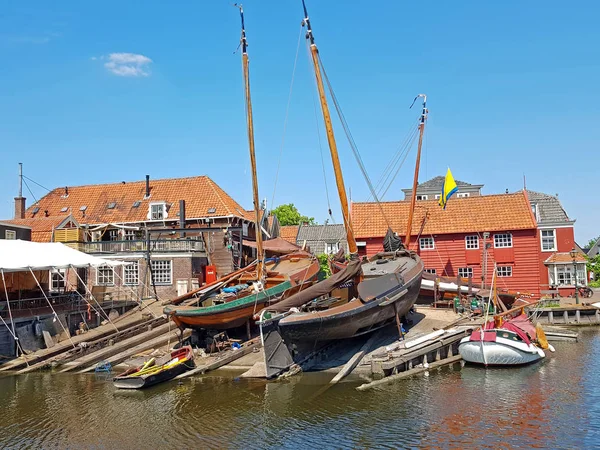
317,53,392,231
21,178,39,206
305,39,334,223
269,23,304,211
22,175,53,193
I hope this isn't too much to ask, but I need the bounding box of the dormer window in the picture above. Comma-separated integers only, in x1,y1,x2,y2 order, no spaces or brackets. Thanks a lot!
149,202,167,220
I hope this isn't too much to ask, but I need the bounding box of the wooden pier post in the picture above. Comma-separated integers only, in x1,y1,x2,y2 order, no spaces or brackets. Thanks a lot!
575,310,581,324
563,310,569,324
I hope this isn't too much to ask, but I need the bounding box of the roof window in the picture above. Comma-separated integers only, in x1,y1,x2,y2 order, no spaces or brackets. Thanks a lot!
107,202,116,209
32,207,40,215
79,206,87,212
207,207,216,214
60,207,68,213
132,201,141,208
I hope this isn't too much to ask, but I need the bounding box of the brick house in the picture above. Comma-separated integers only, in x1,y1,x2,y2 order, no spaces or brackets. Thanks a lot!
402,176,484,201
3,175,257,301
296,223,348,255
351,191,543,296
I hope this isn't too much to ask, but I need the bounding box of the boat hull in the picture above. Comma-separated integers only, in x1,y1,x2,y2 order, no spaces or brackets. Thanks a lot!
459,338,544,366
278,255,423,344
113,346,195,389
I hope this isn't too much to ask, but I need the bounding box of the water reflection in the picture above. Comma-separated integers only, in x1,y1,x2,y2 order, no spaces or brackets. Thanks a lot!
0,332,598,449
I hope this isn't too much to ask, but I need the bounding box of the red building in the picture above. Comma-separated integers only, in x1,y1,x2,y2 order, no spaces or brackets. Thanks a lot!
527,190,587,296
351,191,543,296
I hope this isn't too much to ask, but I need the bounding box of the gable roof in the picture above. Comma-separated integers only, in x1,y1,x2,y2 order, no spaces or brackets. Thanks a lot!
526,190,572,224
351,191,536,238
3,215,75,242
20,176,249,225
416,176,475,189
279,225,299,244
297,224,347,243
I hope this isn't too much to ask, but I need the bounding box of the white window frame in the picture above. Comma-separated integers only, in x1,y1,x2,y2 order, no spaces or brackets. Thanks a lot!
124,261,139,286
242,222,249,237
151,260,172,285
541,229,557,252
108,229,120,241
5,230,16,240
434,194,441,200
497,266,513,277
325,242,340,254
50,268,66,291
457,192,470,198
416,194,428,201
148,202,166,221
552,263,587,286
123,229,136,241
424,268,437,274
419,237,435,250
96,265,115,286
458,267,473,278
465,235,479,250
494,233,513,248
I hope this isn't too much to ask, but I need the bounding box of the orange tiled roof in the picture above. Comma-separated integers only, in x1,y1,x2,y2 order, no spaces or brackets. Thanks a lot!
4,215,72,242
20,176,249,225
351,191,536,238
279,225,299,244
544,252,587,264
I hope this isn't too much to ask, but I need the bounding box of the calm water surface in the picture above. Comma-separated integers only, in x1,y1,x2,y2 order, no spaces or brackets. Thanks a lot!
1,330,599,449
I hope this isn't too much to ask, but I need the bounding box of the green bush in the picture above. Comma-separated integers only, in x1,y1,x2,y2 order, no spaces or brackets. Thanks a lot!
317,254,331,280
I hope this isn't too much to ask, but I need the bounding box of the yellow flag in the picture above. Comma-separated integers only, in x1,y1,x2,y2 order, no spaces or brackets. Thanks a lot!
439,168,458,209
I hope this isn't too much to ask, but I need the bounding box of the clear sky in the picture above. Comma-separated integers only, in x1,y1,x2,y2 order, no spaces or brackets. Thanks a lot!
0,1,597,244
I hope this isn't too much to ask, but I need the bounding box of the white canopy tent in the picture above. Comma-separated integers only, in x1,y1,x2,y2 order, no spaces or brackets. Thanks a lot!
0,240,123,272
0,240,128,357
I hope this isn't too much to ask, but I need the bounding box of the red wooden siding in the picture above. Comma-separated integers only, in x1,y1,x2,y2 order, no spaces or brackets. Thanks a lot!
538,226,576,287
363,230,541,296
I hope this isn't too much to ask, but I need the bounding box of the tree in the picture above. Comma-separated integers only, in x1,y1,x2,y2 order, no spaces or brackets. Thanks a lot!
271,203,315,226
587,254,600,287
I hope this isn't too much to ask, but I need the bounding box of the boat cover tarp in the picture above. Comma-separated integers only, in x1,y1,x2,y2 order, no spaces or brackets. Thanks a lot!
383,228,402,252
260,259,362,314
0,239,123,273
243,238,301,254
502,314,536,344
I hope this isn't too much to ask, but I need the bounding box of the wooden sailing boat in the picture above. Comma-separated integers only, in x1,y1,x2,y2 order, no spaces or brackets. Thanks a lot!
257,0,424,378
164,6,319,332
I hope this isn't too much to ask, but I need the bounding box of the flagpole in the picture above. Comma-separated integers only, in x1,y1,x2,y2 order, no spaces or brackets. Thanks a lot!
405,94,427,249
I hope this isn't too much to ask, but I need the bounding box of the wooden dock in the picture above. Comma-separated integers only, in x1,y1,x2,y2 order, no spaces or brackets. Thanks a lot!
536,305,600,326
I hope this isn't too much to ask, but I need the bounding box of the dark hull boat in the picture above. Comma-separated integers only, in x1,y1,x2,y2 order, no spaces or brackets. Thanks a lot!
259,250,423,378
113,346,195,389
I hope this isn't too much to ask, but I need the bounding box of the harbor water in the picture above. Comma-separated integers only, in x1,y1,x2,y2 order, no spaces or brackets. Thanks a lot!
1,329,599,449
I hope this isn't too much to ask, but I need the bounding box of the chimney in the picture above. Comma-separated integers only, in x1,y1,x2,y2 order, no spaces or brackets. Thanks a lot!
179,200,186,237
14,163,25,219
145,175,150,198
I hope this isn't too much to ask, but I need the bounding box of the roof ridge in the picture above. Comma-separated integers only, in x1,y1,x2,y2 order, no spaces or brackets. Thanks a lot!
351,192,525,205
45,175,211,191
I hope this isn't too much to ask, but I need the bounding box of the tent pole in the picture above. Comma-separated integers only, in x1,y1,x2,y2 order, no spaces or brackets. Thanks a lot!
0,270,29,365
28,267,76,349
63,266,119,332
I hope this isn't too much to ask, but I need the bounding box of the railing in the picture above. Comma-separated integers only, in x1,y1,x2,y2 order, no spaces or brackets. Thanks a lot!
0,293,82,319
70,239,206,254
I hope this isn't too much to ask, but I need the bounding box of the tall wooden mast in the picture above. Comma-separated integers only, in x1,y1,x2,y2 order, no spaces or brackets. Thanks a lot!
302,0,357,255
238,5,264,278
404,94,427,249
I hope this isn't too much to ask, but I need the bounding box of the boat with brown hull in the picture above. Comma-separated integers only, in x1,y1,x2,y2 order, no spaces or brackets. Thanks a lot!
164,253,319,330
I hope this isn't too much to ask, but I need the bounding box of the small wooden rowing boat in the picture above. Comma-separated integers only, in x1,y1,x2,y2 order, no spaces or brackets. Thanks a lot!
113,346,195,389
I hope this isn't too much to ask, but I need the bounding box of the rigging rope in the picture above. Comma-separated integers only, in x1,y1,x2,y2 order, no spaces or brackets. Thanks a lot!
317,53,392,231
21,178,39,206
22,175,52,193
270,24,304,211
305,39,334,223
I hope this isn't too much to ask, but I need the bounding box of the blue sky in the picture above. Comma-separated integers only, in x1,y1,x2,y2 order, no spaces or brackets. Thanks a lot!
0,1,597,243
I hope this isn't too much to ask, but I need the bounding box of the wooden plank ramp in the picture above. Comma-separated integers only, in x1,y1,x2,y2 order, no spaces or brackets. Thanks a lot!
174,338,262,381
357,355,463,391
77,328,192,374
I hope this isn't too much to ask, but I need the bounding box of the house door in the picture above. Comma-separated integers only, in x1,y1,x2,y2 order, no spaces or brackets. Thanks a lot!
176,280,189,297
